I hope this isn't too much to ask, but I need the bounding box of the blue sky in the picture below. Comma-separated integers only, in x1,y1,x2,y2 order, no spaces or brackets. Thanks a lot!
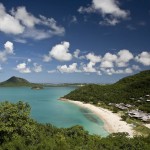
0,0,150,83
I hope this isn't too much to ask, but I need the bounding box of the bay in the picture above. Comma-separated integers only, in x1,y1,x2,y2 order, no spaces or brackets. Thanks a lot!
0,87,109,137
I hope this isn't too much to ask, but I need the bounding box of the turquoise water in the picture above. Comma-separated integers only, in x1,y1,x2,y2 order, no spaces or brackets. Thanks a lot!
0,87,109,137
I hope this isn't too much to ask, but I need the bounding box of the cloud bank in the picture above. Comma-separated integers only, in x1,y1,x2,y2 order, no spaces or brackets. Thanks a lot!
43,41,150,76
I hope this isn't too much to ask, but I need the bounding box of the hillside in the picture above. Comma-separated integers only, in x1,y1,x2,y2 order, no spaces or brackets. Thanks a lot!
0,76,37,87
116,70,150,86
64,70,150,106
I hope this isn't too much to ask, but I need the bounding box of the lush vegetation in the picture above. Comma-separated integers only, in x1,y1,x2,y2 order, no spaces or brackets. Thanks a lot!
64,70,150,110
1,101,150,150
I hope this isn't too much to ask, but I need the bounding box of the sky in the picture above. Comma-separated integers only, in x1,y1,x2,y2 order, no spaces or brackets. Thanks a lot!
0,0,150,83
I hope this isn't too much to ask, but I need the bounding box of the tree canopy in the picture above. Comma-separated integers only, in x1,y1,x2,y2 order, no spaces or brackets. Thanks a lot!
0,101,150,150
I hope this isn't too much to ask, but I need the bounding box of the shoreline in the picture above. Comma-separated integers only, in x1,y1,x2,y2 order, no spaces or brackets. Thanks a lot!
60,98,134,137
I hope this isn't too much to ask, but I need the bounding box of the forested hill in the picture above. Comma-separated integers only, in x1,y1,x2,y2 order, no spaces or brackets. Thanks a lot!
0,76,37,87
64,70,150,104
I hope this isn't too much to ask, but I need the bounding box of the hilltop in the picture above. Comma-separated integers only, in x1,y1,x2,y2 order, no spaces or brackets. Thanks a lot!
0,76,37,87
64,70,150,106
116,70,150,86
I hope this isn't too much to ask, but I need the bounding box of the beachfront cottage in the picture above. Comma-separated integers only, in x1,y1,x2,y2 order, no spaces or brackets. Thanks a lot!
108,103,115,106
115,103,128,110
128,110,150,122
141,116,150,122
125,104,133,108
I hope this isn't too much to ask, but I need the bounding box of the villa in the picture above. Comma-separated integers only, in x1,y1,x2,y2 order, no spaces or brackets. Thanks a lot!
128,110,150,122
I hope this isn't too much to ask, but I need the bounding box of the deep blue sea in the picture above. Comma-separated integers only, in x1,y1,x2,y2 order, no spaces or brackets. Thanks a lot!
0,87,108,137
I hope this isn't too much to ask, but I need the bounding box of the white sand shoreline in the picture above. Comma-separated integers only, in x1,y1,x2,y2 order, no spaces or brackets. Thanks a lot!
60,98,134,137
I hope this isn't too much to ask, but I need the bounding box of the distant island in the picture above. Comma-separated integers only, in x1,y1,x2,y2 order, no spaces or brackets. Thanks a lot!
0,76,84,87
0,76,41,87
31,86,44,90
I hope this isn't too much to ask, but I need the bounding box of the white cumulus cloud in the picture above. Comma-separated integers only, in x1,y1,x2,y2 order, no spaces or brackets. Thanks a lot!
101,67,133,75
100,52,117,68
83,61,97,73
86,53,101,63
92,0,128,18
33,63,42,73
57,63,79,73
82,52,101,74
27,58,32,62
15,63,31,73
0,3,24,34
47,70,57,74
116,49,133,67
132,65,141,71
0,41,14,62
124,68,133,74
78,0,129,26
74,49,85,59
4,41,14,54
135,51,150,66
12,6,40,28
44,41,72,62
74,49,80,58
101,60,114,68
99,18,120,26
43,55,52,62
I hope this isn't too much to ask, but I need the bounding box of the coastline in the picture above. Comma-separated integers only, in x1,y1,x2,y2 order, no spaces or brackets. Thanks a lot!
60,98,134,137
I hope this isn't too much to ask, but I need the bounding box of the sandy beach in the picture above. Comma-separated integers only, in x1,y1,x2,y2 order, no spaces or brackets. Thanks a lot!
145,124,150,129
60,98,134,137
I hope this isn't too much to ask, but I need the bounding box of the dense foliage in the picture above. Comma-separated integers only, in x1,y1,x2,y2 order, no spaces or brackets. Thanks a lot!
0,101,150,150
64,70,150,108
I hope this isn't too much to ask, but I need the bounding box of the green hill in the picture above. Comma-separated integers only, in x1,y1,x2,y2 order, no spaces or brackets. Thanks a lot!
64,70,150,106
116,70,150,86
0,76,36,87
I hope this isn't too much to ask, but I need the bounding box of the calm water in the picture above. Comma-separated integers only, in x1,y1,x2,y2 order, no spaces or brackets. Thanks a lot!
0,87,108,137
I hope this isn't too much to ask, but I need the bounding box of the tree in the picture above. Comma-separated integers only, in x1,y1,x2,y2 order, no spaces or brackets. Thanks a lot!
0,101,36,144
